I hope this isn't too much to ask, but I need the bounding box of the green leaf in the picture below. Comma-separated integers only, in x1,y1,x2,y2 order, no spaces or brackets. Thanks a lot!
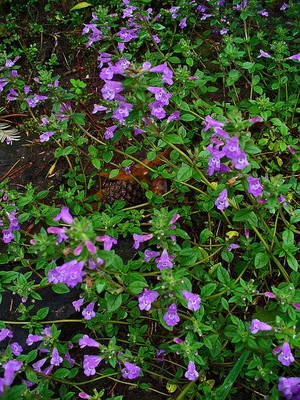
92,158,101,169
214,351,251,400
168,56,181,63
70,2,92,11
217,266,230,284
52,283,70,294
233,209,258,226
106,293,122,312
287,254,298,271
53,368,70,378
186,57,194,66
109,169,120,179
163,133,184,144
201,283,217,297
254,252,270,269
177,163,193,182
181,113,196,121
72,113,86,125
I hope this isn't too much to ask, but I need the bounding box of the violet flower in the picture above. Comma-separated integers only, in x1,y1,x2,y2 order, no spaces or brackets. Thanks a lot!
2,229,14,243
138,289,159,311
50,348,63,366
133,233,153,249
3,360,22,387
163,303,180,326
10,342,23,356
156,249,173,270
249,319,272,334
223,136,241,159
104,125,117,140
147,86,172,106
203,115,224,132
182,290,201,311
289,53,300,62
40,131,54,142
167,110,181,123
179,17,187,29
92,104,108,114
112,101,133,124
32,358,47,372
280,3,289,10
96,234,118,250
0,328,13,341
215,189,229,211
149,100,166,120
83,355,102,376
185,361,199,381
278,377,300,399
26,334,44,346
273,342,295,367
121,362,141,379
79,334,100,348
144,249,160,262
257,49,271,58
156,349,166,362
53,206,74,224
82,302,96,320
231,151,249,170
72,298,84,312
47,226,68,243
247,177,263,197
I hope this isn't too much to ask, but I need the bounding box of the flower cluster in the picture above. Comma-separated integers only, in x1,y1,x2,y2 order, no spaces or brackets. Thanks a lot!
0,191,20,244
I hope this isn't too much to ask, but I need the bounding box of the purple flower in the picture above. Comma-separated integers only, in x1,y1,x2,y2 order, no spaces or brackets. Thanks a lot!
163,303,180,326
289,53,300,62
274,342,295,367
0,328,13,341
203,115,224,132
293,302,300,310
121,362,141,379
53,206,74,224
99,65,115,81
144,249,160,262
231,151,249,170
179,17,187,29
170,6,180,19
149,101,166,120
40,131,54,142
182,290,201,311
265,291,276,298
117,27,139,42
82,302,96,320
97,52,111,68
101,81,124,100
83,355,102,376
72,298,84,312
3,360,22,387
26,334,44,346
85,240,97,254
10,342,23,356
280,3,289,11
48,260,85,288
133,233,153,249
167,110,181,123
92,104,108,114
257,9,268,17
257,49,271,59
156,349,166,362
249,116,264,123
156,249,173,270
278,377,300,399
227,243,240,251
7,88,19,101
249,319,272,334
47,226,68,243
215,189,229,211
147,87,172,106
138,289,159,311
223,136,241,159
112,101,133,124
150,62,173,85
50,348,63,366
2,229,14,243
185,361,199,381
96,235,118,250
104,125,117,140
79,334,99,348
32,358,47,372
247,177,263,196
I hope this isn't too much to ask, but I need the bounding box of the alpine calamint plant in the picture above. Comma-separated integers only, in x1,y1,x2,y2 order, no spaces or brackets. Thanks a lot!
0,0,300,399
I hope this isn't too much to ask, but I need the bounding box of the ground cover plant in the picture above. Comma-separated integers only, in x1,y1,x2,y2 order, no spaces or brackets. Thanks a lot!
0,0,300,398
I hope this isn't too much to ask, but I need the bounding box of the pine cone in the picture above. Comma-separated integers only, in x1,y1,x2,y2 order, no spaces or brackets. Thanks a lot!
103,180,146,206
